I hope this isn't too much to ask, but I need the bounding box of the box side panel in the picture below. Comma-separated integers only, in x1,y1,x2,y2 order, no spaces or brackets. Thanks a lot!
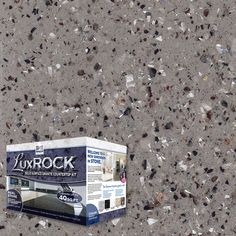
6,146,87,225
86,146,127,225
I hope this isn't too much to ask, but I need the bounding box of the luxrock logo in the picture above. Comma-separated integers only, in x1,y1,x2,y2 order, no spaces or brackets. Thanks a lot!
12,153,76,172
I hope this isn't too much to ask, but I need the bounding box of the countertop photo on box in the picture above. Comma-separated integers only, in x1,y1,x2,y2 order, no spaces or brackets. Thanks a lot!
0,0,236,236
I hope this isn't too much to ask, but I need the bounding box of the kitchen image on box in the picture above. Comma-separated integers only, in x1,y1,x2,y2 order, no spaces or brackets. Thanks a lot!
6,137,127,225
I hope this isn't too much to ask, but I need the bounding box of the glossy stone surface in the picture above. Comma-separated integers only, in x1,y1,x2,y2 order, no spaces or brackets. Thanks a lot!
0,0,236,235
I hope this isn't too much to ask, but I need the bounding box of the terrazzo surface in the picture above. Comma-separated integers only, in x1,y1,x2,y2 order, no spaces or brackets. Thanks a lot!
0,0,236,235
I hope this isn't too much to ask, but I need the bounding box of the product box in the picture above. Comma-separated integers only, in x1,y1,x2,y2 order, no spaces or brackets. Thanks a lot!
6,137,127,225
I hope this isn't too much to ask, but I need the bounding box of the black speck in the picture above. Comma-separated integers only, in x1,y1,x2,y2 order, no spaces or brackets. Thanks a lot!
0,184,5,189
164,121,173,130
144,202,154,210
148,67,157,78
32,132,40,141
220,166,225,172
149,168,156,179
45,0,53,6
31,27,37,34
180,190,187,198
15,98,21,102
94,63,102,71
142,133,148,138
123,107,131,116
220,100,228,108
184,86,191,92
142,160,147,170
155,136,159,142
24,59,31,64
173,194,179,200
28,34,33,40
203,9,209,17
192,150,198,156
129,154,135,161
77,70,85,76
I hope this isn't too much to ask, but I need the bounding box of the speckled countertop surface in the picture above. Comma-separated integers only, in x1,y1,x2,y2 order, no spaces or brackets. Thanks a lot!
0,0,236,235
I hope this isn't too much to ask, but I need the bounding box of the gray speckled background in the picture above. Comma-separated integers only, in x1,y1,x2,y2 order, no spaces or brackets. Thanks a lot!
0,0,236,235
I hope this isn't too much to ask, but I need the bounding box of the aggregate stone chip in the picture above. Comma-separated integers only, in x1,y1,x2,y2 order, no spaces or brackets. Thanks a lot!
0,0,236,235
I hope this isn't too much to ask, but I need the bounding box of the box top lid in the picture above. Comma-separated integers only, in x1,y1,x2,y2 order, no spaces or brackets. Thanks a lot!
6,137,127,153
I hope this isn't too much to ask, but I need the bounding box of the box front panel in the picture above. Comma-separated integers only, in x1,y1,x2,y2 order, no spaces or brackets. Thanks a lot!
6,146,87,225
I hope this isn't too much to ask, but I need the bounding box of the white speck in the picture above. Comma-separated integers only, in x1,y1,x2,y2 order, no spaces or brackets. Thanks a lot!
163,205,171,211
158,17,164,25
140,176,145,186
147,15,151,22
111,218,120,226
156,153,165,164
178,161,187,171
192,230,197,234
187,91,194,98
179,22,187,32
215,44,228,54
39,220,46,228
160,137,169,148
206,196,210,203
198,137,205,148
48,66,53,77
209,228,214,233
225,195,230,199
159,69,166,76
147,218,158,225
156,36,163,41
125,74,135,89
49,32,56,39
28,103,33,107
61,107,77,113
185,189,192,194
129,1,134,8
83,25,90,32
146,160,152,171
201,103,212,112
71,6,78,12
55,64,61,69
